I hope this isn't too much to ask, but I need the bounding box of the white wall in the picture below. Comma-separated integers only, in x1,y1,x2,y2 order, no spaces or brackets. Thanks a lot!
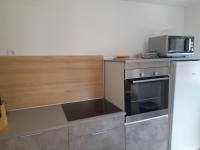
0,0,184,59
185,4,200,57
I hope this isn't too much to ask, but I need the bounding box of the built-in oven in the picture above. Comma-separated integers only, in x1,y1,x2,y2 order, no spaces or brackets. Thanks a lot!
125,67,169,123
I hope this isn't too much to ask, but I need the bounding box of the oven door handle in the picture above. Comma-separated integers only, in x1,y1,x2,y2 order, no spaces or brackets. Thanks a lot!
132,77,169,84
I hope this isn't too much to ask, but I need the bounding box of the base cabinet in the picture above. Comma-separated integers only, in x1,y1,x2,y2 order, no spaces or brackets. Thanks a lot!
1,115,126,150
69,126,125,150
16,127,68,150
0,138,16,150
69,116,125,150
126,116,169,150
0,127,68,150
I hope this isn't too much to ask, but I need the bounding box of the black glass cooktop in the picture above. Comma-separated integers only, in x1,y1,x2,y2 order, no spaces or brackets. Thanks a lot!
62,99,122,121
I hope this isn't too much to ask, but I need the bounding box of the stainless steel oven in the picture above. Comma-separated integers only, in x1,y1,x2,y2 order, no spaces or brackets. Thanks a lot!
125,67,169,123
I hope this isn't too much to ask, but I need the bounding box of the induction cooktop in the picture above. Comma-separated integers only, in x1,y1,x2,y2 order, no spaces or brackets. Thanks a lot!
62,99,122,121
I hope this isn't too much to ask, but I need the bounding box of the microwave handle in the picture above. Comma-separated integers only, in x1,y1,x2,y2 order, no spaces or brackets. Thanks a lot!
132,77,169,84
185,38,193,52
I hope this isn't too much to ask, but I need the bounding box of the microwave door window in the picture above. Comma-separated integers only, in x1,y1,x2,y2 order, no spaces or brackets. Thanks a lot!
169,38,185,53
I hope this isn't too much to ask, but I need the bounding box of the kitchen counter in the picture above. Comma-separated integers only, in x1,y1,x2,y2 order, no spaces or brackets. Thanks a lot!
105,56,200,63
0,99,125,140
0,105,68,140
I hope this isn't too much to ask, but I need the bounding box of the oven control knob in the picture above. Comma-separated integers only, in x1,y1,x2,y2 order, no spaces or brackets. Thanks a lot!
153,72,159,76
139,72,145,77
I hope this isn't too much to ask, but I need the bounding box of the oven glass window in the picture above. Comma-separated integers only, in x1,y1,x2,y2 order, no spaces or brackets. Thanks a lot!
125,77,168,116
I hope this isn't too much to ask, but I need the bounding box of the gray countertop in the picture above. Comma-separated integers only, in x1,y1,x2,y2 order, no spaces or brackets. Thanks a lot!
105,56,200,63
0,103,125,140
0,105,68,140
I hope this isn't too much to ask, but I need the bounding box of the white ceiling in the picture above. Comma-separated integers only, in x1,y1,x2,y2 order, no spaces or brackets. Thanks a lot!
125,0,200,7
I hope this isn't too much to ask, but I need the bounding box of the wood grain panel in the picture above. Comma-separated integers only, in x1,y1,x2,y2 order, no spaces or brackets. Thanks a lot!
0,56,104,110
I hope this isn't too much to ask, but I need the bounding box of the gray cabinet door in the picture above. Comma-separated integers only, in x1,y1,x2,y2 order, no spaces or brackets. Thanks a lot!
15,127,68,150
126,116,169,150
0,138,16,150
69,126,125,150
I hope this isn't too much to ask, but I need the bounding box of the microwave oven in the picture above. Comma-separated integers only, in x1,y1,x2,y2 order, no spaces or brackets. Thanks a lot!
149,35,194,57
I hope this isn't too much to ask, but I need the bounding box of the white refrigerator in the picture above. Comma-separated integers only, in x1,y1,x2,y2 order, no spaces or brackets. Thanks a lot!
170,60,200,150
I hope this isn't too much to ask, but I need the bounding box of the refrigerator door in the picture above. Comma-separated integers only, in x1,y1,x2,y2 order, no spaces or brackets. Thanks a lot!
171,61,200,150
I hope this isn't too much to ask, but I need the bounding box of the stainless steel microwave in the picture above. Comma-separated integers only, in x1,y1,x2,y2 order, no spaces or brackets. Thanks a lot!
149,35,194,57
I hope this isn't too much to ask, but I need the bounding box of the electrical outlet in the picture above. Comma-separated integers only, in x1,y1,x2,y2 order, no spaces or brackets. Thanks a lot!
6,48,16,56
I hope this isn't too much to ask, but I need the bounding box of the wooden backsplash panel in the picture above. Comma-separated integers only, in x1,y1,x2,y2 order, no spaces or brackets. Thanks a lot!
0,56,104,110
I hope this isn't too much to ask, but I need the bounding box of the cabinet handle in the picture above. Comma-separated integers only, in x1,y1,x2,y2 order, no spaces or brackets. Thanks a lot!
19,132,42,138
91,130,108,136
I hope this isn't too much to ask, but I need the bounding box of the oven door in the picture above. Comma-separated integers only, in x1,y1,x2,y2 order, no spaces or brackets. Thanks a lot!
125,76,169,117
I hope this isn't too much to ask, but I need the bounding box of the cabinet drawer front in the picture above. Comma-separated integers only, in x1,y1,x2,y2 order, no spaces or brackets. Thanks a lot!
15,127,68,150
126,116,169,150
69,126,125,150
69,116,124,138
0,138,16,150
